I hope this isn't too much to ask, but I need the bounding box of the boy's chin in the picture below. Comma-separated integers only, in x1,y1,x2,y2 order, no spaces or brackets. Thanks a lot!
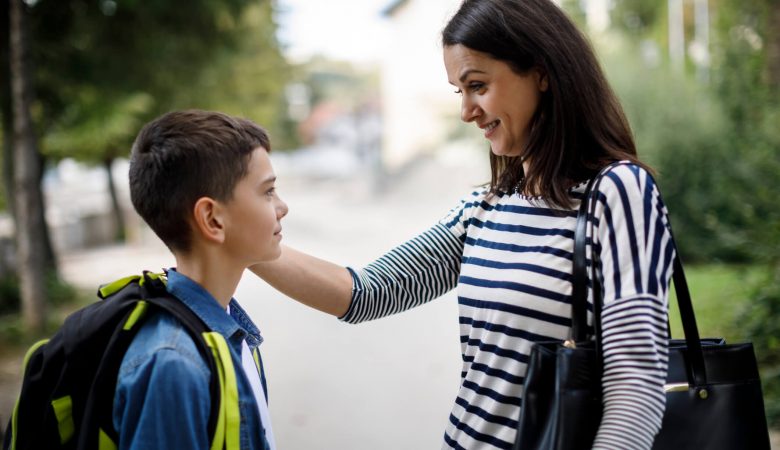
252,248,283,264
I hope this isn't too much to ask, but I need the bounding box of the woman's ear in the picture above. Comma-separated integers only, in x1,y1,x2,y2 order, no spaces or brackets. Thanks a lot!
536,68,549,92
192,197,225,244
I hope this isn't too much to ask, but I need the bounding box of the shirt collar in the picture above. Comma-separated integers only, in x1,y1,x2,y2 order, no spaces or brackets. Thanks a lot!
165,268,246,342
228,298,264,348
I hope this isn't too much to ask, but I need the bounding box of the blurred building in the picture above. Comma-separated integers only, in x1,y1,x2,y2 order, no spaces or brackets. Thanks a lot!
379,0,461,171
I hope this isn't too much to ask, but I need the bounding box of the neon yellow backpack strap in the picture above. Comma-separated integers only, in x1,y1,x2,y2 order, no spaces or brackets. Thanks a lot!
97,272,167,299
98,275,142,298
203,332,241,450
98,428,118,450
51,395,75,444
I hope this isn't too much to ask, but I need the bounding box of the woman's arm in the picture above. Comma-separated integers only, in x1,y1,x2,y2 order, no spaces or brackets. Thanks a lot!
251,191,480,322
341,223,462,323
591,164,675,450
249,246,353,317
250,222,465,322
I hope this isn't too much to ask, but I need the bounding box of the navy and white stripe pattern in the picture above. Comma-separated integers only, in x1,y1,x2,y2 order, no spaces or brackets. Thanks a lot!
341,163,675,449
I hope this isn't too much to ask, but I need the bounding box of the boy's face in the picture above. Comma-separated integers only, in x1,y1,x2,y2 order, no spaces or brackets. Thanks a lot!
222,147,288,264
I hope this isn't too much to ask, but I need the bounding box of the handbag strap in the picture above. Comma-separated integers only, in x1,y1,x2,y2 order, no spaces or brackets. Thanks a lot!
571,161,709,388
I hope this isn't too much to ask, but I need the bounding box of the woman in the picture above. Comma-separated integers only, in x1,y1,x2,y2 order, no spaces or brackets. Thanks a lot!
253,0,674,448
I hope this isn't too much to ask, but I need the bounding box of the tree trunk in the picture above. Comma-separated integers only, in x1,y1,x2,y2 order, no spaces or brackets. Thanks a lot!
10,0,47,333
1,0,14,219
104,156,126,242
37,151,58,272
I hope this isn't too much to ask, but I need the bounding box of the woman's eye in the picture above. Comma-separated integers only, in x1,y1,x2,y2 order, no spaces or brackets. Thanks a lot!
469,82,485,92
454,88,463,95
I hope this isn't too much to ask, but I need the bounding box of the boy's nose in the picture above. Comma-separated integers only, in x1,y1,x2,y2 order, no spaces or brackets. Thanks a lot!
277,200,289,219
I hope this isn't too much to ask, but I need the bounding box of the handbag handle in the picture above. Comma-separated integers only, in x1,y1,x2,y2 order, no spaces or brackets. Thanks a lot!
571,162,709,388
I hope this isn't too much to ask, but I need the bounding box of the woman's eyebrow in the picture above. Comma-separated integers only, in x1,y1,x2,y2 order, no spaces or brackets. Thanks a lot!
459,69,486,82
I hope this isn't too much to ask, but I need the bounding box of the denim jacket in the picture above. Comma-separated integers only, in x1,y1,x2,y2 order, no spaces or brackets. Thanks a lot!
112,269,269,450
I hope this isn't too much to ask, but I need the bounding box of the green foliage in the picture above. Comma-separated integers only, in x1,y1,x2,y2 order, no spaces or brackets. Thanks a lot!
738,264,780,426
600,1,780,265
599,1,780,425
667,265,768,343
603,44,751,261
0,272,77,315
180,1,296,150
14,0,291,164
667,264,779,426
44,92,154,162
0,274,19,315
610,0,665,37
0,272,85,344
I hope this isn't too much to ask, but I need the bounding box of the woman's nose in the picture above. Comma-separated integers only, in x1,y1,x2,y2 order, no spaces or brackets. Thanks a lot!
460,96,480,123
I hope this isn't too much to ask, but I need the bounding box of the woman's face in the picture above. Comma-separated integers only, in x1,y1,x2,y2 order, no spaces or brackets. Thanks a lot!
444,44,547,158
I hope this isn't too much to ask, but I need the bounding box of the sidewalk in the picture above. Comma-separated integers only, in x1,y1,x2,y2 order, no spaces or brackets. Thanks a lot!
2,151,486,449
3,150,778,448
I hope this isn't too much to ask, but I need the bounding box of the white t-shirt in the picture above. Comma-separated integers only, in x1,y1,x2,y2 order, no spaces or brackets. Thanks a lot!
227,305,276,449
241,340,276,449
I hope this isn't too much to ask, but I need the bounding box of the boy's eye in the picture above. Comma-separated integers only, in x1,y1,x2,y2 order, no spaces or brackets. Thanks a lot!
265,187,276,197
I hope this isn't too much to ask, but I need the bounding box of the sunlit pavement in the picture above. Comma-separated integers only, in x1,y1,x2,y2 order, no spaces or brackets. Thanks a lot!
43,148,780,449
58,149,485,449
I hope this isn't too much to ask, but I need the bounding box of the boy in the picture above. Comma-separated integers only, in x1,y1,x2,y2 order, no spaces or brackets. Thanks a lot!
118,109,287,449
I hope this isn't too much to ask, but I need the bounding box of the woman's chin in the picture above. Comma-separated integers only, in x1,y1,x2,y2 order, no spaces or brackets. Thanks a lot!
490,146,523,158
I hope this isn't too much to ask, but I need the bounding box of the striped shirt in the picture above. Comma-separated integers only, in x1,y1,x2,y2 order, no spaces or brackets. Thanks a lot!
341,163,675,449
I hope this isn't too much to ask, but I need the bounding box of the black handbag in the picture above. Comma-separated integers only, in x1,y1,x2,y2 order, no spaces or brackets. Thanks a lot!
513,164,771,450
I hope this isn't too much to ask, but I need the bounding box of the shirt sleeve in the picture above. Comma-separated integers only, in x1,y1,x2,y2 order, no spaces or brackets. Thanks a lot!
113,346,212,450
590,164,676,449
339,190,485,324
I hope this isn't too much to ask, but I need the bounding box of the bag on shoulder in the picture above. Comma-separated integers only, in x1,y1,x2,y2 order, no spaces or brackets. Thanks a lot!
3,271,234,450
513,163,771,450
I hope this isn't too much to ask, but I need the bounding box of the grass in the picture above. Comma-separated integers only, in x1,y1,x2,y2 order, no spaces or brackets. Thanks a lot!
0,286,94,355
668,264,768,343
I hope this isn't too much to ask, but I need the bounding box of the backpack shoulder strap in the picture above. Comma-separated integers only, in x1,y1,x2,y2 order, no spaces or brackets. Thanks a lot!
79,272,226,450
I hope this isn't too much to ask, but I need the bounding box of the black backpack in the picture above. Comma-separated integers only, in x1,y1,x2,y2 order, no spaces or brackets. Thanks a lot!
3,271,234,450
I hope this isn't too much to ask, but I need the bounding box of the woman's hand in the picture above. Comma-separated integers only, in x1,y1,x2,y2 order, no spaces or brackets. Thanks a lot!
249,245,353,317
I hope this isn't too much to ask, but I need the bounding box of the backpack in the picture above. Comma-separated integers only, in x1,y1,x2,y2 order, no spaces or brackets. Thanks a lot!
3,271,241,450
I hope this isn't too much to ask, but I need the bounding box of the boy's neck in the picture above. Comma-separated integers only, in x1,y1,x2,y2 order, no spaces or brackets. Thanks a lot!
174,249,244,309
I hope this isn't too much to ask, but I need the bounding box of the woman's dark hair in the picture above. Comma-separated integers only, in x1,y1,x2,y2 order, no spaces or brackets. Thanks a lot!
442,0,649,208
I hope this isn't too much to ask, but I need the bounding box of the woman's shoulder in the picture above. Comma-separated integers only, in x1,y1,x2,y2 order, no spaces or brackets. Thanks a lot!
596,161,659,198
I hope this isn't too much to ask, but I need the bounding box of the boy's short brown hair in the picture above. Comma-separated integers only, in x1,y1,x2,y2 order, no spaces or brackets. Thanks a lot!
129,109,271,253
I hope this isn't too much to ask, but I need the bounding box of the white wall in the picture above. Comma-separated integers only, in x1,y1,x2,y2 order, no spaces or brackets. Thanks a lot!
380,0,462,170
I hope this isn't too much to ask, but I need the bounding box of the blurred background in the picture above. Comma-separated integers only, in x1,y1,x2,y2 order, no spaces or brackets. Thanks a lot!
0,0,778,448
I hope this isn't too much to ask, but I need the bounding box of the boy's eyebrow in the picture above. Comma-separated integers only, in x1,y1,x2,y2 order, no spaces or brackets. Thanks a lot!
260,175,277,185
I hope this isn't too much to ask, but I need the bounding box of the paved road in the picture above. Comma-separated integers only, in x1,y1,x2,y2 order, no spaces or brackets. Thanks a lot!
56,150,486,449
6,148,779,449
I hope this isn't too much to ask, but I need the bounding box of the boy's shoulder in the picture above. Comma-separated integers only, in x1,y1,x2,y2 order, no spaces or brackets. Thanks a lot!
119,309,211,380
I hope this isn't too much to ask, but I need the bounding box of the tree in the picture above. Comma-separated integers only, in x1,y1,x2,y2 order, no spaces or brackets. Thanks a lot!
32,0,291,241
9,0,47,333
1,0,13,214
1,0,290,327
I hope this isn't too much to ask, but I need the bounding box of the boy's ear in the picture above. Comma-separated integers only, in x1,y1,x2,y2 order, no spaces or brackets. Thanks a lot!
192,197,225,244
